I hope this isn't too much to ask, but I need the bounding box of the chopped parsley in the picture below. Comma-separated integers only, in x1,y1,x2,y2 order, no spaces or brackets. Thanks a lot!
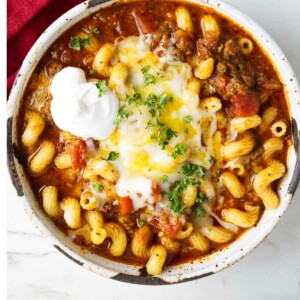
93,27,100,34
164,178,200,216
107,151,119,161
156,123,178,150
194,192,212,218
141,66,150,74
126,93,142,105
184,128,189,134
195,206,206,217
149,107,156,117
182,163,207,178
95,80,107,97
143,93,175,147
196,191,212,204
183,115,192,123
89,69,96,75
145,94,157,107
156,119,165,127
144,93,173,113
141,66,156,86
209,156,216,164
157,94,169,109
114,106,133,124
133,91,176,150
91,182,104,193
139,220,147,227
171,143,188,159
157,138,168,149
145,120,154,130
70,36,90,51
162,175,169,183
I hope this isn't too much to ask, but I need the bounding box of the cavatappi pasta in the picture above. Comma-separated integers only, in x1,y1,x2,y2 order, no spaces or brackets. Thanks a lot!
18,1,291,275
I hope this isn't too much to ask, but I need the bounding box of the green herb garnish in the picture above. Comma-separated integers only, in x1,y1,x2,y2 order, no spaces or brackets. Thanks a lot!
196,191,212,204
250,169,258,175
183,115,193,123
70,36,90,51
182,163,207,178
184,128,189,134
114,106,133,124
171,143,188,159
141,66,150,74
141,66,155,86
143,92,177,150
164,178,200,216
145,120,154,130
149,108,156,117
157,94,168,109
95,80,107,97
126,93,142,105
93,28,100,34
89,69,96,75
139,220,147,227
91,182,104,193
209,156,216,164
194,191,212,218
145,94,157,107
107,151,119,161
162,175,169,183
157,125,178,150
195,206,206,217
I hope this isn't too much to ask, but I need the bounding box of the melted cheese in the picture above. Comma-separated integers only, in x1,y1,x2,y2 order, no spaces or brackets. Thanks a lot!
99,36,219,210
115,176,154,211
203,203,239,233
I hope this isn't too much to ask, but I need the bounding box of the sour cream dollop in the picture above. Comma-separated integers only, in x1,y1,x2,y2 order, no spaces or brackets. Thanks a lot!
50,67,119,140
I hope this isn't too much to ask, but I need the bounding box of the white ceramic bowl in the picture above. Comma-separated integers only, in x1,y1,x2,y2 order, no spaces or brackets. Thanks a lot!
7,0,300,284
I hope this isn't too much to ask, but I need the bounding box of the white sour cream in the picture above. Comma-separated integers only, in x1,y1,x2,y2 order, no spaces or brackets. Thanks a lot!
50,67,119,140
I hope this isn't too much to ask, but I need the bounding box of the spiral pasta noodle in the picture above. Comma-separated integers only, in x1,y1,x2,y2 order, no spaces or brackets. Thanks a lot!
253,160,285,209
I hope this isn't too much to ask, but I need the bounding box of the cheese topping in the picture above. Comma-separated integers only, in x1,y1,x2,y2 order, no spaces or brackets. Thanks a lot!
51,37,219,212
102,36,218,210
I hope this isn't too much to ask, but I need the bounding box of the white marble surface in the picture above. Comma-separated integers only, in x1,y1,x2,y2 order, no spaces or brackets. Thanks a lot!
7,0,300,299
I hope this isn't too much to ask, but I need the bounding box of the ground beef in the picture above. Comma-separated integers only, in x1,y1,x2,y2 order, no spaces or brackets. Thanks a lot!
223,39,240,61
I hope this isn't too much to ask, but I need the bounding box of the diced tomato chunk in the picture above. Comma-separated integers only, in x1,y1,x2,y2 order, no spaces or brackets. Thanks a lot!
132,9,156,34
65,139,88,170
113,13,136,37
158,216,182,238
120,196,134,215
230,90,260,117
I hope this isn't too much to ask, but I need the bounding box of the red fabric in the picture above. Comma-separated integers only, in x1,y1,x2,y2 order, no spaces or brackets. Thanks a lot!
7,0,83,96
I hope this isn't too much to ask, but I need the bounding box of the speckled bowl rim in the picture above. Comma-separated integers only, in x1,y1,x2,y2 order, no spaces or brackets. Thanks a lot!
7,0,300,285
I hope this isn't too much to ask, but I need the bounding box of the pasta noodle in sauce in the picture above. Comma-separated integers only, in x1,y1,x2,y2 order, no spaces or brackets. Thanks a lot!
18,0,291,275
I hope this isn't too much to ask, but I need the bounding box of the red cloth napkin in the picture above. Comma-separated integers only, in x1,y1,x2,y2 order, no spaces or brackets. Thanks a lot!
7,0,83,96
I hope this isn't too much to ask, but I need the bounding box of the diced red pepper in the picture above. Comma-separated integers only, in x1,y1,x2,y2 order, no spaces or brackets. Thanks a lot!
66,139,88,170
120,196,134,215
